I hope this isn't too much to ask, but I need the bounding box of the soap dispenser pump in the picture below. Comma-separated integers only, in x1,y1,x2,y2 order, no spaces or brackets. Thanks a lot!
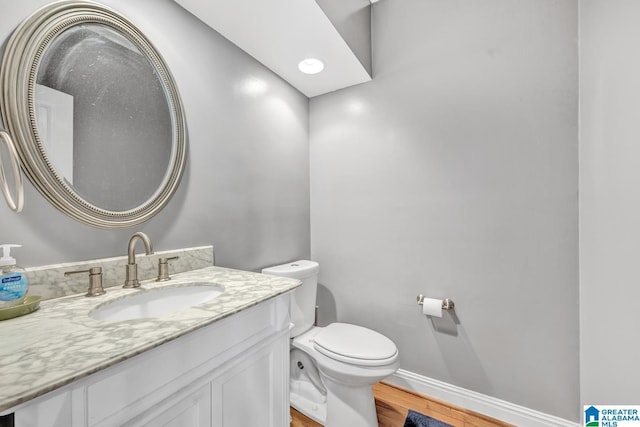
0,244,28,308
0,244,20,267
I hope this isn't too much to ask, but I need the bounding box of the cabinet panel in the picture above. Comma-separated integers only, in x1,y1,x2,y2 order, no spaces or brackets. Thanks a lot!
14,391,71,427
212,332,289,427
137,384,211,427
222,353,274,427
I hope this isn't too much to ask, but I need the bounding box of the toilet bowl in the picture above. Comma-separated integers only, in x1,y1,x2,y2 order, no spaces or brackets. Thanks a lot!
262,260,399,427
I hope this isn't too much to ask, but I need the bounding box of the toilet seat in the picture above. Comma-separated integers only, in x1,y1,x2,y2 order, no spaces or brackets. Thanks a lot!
313,323,398,367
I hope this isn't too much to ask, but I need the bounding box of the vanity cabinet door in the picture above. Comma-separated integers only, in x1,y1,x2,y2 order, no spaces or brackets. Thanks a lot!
13,391,72,427
136,384,211,427
211,331,290,427
131,328,290,427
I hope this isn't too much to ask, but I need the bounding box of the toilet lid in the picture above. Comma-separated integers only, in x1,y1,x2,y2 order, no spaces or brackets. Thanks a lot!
313,323,398,367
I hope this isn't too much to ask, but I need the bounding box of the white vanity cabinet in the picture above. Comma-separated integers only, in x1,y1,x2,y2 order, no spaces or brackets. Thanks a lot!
12,294,291,427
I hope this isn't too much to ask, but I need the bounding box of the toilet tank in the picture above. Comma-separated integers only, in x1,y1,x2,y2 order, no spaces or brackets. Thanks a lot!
261,260,319,337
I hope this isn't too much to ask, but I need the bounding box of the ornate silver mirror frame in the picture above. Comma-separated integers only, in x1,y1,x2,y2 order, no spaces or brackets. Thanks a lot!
0,0,187,229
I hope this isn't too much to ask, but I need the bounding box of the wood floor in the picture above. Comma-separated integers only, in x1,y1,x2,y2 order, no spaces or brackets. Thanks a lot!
290,382,514,427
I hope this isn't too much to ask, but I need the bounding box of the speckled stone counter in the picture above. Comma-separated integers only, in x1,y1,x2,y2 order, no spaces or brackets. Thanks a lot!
0,265,300,413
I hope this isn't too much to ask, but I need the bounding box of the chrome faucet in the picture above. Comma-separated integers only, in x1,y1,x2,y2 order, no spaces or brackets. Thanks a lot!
123,232,154,288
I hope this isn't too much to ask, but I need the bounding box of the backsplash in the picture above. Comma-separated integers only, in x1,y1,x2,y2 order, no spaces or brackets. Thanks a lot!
26,246,214,300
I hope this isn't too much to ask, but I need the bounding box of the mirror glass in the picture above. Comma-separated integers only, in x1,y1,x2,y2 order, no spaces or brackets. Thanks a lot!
35,24,172,211
0,2,187,228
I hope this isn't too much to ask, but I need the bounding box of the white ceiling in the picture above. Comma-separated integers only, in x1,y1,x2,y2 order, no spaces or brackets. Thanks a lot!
174,0,372,98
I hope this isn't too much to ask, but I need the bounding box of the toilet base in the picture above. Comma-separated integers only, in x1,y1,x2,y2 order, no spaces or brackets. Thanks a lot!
290,389,327,425
291,379,379,427
290,347,327,424
323,376,378,427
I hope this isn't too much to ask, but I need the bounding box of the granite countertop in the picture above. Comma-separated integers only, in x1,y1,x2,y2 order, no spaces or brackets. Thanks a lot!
0,266,300,413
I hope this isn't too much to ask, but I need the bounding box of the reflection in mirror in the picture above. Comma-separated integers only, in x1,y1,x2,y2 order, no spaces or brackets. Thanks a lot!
35,24,172,211
35,84,74,184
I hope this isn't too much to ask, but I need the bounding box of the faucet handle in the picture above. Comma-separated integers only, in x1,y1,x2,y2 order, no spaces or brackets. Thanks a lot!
64,267,105,297
156,256,179,282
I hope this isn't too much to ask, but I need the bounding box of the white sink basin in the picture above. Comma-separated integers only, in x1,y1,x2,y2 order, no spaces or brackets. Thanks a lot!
89,283,224,321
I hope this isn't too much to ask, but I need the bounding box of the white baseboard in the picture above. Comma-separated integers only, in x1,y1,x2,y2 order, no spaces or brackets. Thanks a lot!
385,370,580,427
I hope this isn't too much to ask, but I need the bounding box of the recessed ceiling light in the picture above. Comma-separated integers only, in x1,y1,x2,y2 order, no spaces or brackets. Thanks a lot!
298,58,325,75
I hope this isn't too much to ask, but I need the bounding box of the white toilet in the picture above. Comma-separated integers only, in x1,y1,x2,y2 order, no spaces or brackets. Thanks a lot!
262,260,399,427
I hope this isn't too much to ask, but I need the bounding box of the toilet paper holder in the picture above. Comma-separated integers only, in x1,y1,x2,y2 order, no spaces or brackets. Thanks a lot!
416,295,455,310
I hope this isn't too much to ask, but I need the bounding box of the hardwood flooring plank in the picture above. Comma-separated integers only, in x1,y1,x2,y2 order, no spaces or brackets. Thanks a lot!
290,381,512,427
291,407,323,427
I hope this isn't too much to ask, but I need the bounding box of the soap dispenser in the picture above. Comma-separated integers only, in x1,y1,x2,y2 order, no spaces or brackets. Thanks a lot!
0,244,28,308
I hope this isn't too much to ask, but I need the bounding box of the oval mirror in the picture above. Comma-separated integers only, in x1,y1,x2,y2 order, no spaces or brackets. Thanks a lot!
0,1,187,228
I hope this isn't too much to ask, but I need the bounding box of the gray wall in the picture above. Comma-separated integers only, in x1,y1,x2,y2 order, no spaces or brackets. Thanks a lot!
0,0,310,271
310,0,579,421
580,0,640,406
